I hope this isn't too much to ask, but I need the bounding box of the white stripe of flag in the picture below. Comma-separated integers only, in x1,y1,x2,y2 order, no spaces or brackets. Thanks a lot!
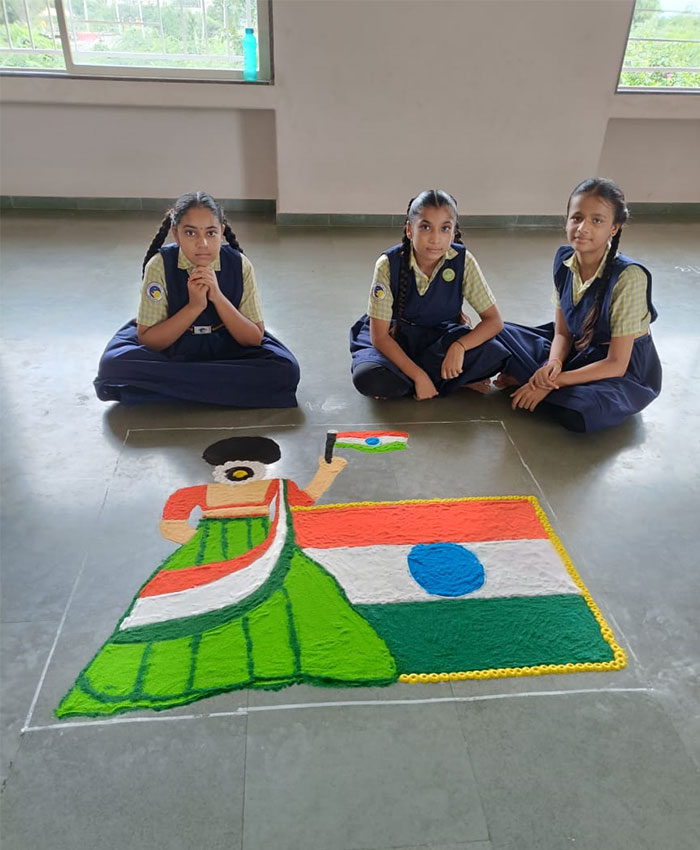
302,539,580,604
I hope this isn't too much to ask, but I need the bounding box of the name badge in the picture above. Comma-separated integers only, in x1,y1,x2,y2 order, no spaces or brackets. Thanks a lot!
193,325,212,335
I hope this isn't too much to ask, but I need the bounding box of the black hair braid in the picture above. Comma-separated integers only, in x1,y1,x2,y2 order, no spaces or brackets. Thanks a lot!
142,212,172,275
222,221,244,254
452,222,469,324
576,228,622,351
391,198,415,339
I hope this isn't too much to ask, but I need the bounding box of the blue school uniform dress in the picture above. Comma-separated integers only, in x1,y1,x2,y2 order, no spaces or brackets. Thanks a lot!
498,245,662,432
349,243,508,396
94,244,300,407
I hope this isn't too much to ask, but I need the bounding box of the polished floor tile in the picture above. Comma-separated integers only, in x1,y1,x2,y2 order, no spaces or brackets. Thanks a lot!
0,717,247,850
455,691,700,850
0,620,58,784
243,702,488,850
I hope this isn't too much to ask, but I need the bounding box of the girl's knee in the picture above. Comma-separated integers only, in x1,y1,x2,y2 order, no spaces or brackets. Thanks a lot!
278,355,301,388
352,363,408,398
556,408,588,433
351,368,376,397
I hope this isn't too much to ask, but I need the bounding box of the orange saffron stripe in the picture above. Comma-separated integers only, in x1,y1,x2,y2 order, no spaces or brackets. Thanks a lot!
140,496,280,598
293,499,546,549
335,431,408,439
139,552,257,598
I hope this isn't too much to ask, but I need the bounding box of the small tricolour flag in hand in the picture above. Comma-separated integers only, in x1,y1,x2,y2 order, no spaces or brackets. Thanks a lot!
334,431,409,453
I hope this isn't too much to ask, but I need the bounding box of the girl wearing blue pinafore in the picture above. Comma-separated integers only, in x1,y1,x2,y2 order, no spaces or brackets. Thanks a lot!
496,178,661,433
350,190,508,401
94,192,299,407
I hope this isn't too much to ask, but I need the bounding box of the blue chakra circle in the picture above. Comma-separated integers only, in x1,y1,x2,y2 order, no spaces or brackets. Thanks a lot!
364,436,381,446
407,543,485,597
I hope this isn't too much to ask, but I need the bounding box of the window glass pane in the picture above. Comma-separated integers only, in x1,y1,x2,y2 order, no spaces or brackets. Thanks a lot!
618,0,700,90
1,0,265,75
62,0,256,70
0,0,67,69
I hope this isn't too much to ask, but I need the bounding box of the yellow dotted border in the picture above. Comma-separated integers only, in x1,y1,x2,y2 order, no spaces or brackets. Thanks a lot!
292,495,627,682
292,494,530,512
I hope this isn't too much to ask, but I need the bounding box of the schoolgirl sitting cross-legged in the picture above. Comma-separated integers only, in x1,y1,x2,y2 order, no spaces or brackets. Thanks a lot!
94,191,300,408
495,177,662,432
349,189,508,400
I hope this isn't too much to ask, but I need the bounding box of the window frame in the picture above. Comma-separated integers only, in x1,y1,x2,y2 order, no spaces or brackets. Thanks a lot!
1,0,273,83
616,1,700,94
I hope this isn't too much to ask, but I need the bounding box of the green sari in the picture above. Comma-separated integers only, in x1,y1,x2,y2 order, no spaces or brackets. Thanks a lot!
57,482,397,718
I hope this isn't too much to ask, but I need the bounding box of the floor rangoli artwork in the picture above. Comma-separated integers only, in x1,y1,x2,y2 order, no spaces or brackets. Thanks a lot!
56,431,625,718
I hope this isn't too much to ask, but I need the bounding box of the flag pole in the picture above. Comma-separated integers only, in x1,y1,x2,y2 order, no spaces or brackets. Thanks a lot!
324,430,337,464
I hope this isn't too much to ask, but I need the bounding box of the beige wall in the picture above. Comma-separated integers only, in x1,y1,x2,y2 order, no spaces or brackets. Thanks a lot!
1,0,699,214
598,118,700,202
0,104,277,199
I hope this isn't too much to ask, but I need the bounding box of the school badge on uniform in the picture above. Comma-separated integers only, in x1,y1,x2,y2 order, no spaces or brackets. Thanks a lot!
442,268,456,282
146,283,165,301
372,282,388,300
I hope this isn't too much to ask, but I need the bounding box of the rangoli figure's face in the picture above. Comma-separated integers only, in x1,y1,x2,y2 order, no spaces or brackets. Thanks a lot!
212,460,269,484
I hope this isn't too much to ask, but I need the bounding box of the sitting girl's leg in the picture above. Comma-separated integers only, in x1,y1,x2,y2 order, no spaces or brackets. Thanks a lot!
495,322,554,386
95,320,299,407
420,332,509,396
351,361,412,399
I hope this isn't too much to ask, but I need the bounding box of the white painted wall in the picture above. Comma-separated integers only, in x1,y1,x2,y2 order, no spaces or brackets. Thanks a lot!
1,0,699,214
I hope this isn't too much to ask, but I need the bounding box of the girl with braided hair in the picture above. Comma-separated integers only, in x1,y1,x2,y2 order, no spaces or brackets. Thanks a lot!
496,178,661,433
94,191,300,407
350,190,508,400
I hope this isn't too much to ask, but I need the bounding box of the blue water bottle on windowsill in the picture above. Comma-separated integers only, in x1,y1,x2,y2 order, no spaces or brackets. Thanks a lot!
243,27,258,81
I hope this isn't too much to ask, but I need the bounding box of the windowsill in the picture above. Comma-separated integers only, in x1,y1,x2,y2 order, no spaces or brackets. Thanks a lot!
611,90,700,119
0,72,277,110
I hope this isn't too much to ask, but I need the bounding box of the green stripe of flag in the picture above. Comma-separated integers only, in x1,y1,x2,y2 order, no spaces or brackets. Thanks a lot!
355,595,614,673
334,442,407,453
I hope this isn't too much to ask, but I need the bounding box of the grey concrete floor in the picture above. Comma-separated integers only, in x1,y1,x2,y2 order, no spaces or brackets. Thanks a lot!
1,210,699,850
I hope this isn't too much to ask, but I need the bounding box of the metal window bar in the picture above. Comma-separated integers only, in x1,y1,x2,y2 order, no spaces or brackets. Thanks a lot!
0,47,63,54
223,0,230,58
156,0,166,54
22,0,35,48
634,8,700,14
66,0,79,48
622,65,700,73
199,0,207,52
48,1,57,42
178,0,187,55
629,37,700,44
2,0,13,48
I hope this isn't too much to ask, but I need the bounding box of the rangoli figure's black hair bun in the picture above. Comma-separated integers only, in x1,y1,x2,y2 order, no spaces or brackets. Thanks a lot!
202,436,281,466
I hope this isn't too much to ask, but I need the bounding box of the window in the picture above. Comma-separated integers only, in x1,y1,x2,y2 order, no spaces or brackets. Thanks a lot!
618,0,700,91
0,0,271,81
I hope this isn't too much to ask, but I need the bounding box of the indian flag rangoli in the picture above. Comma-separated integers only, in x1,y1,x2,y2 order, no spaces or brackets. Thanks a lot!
56,432,625,719
333,430,409,453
